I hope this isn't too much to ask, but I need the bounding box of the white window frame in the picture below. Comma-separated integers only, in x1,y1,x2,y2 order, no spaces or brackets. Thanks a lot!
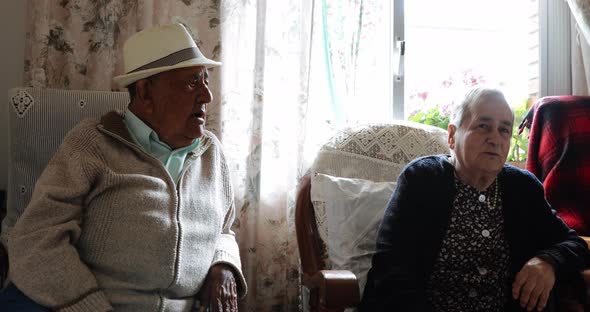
393,0,565,118
392,0,405,119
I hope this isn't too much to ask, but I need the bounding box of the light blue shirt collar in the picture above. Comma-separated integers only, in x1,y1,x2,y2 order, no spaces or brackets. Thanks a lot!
123,110,200,183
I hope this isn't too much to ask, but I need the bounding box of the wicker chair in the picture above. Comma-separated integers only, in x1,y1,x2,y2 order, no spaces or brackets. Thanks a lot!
0,87,129,286
295,122,449,311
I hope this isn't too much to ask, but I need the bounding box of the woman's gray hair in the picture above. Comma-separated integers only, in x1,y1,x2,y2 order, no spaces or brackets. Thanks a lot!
449,87,512,127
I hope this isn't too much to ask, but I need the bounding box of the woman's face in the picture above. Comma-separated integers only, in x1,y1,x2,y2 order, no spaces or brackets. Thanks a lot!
449,98,514,175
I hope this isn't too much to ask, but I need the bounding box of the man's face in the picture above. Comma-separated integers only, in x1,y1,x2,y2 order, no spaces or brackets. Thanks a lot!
146,66,212,148
449,98,514,175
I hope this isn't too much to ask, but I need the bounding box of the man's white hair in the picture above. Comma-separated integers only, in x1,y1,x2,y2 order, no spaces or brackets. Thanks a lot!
449,87,513,127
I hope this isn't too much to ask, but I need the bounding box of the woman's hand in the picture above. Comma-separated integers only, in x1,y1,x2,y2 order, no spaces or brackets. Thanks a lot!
512,257,555,311
198,263,238,312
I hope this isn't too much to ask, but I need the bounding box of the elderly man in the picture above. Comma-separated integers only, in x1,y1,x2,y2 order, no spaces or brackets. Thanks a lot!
0,23,245,312
359,88,590,312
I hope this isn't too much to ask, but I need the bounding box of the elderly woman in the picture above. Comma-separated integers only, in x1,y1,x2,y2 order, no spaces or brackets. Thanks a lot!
359,88,590,312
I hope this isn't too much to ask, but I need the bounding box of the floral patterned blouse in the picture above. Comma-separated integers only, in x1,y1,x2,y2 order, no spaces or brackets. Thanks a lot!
426,177,511,312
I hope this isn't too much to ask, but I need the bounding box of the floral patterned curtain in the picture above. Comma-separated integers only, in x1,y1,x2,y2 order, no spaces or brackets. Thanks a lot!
219,0,314,310
24,0,224,132
23,0,315,310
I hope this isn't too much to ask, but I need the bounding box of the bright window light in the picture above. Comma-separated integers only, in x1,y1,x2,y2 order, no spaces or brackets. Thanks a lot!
405,0,535,117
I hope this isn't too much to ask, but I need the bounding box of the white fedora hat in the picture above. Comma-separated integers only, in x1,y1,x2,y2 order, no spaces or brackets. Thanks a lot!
113,23,221,88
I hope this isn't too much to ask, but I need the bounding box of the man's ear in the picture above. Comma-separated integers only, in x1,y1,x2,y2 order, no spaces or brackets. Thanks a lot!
448,124,457,149
135,79,154,113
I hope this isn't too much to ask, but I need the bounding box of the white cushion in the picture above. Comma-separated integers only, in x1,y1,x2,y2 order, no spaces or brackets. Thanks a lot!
310,122,449,271
310,173,396,298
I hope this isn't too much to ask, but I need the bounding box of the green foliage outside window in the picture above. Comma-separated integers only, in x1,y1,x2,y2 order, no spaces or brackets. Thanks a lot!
507,99,529,162
407,107,450,131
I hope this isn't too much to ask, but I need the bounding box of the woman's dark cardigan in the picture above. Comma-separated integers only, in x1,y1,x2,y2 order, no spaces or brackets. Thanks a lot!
360,155,590,311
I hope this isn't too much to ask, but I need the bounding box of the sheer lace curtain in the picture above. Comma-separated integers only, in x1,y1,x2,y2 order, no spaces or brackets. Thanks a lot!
221,0,393,309
309,0,393,127
218,0,314,310
568,0,590,94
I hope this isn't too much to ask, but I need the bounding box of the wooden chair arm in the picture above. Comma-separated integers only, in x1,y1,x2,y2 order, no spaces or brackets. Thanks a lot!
302,270,360,311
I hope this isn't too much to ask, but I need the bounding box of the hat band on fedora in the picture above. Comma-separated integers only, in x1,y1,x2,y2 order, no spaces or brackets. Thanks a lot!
128,47,202,74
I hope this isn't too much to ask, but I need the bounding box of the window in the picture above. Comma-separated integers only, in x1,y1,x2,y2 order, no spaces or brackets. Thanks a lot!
405,0,536,119
309,0,541,162
403,0,539,161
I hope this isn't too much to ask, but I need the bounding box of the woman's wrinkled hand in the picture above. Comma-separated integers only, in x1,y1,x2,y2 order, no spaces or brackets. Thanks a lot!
512,257,555,312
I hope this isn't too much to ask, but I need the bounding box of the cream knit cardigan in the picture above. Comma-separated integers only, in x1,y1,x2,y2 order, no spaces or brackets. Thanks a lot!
7,112,246,312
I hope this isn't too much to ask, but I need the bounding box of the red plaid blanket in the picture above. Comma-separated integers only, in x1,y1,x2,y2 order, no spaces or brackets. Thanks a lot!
523,96,590,235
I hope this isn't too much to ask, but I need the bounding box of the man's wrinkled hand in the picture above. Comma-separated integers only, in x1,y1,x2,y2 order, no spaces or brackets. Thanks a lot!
199,263,238,312
512,257,555,312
